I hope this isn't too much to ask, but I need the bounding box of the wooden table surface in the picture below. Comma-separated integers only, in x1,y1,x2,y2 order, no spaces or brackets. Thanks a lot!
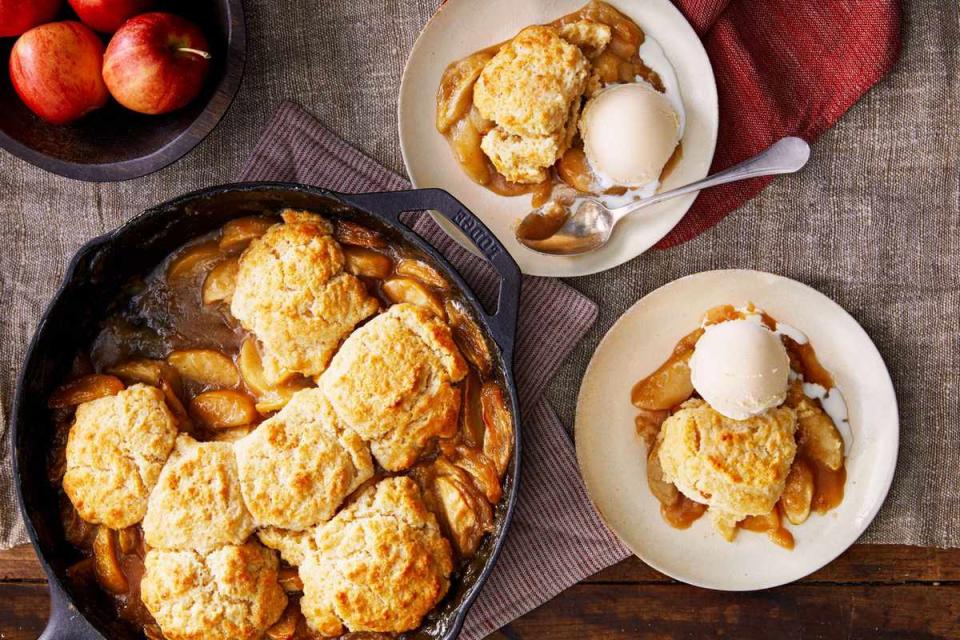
1,543,957,639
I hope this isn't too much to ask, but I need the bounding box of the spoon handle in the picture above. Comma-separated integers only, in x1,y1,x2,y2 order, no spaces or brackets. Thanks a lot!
612,136,811,221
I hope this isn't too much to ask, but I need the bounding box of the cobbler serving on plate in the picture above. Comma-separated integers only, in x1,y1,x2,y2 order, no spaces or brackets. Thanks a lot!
631,304,850,549
436,1,684,209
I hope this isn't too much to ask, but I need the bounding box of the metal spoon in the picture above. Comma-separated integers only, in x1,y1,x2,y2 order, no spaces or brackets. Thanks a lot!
515,136,811,255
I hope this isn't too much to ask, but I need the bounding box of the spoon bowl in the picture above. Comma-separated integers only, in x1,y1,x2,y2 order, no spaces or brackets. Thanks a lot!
517,137,811,255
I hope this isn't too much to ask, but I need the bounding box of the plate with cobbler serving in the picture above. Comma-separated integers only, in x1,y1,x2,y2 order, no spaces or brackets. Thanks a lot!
399,0,718,277
575,270,899,590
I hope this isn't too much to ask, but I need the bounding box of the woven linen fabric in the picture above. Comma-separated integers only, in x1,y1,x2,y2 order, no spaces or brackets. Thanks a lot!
239,102,629,638
0,0,955,592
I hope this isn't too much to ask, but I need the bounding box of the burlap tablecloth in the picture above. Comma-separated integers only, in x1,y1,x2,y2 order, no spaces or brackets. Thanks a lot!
0,0,957,552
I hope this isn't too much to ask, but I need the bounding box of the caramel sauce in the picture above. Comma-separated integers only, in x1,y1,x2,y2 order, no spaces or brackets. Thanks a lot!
784,337,835,390
661,496,707,529
514,202,570,242
635,304,848,548
659,137,683,184
701,304,740,326
809,456,846,513
739,506,795,550
437,1,678,207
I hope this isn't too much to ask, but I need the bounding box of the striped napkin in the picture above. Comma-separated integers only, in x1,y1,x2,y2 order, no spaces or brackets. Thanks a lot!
239,101,630,639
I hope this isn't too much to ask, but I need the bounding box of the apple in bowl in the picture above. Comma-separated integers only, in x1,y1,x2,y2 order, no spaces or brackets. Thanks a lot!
0,0,62,37
68,0,155,33
102,12,211,115
8,21,110,125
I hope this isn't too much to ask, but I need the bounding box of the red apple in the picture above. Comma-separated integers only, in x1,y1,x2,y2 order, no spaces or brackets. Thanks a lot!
9,21,109,125
0,0,62,37
102,12,210,115
67,0,154,33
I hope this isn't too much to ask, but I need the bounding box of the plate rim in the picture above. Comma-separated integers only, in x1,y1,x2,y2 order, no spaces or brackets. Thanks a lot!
574,268,900,591
397,0,719,276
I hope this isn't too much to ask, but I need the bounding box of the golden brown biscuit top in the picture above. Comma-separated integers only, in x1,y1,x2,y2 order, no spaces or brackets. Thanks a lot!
320,303,468,471
657,399,798,521
235,388,374,530
230,210,379,378
143,434,256,551
62,384,178,529
558,18,612,56
298,477,454,636
473,25,589,138
141,541,287,640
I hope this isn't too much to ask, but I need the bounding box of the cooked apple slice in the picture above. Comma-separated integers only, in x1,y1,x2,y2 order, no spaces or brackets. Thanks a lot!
436,51,493,133
189,390,257,429
238,338,272,396
108,359,181,391
781,458,814,525
278,567,303,593
445,444,502,504
158,378,192,432
435,473,492,557
459,371,485,448
117,526,140,555
168,348,240,389
480,382,513,477
202,258,239,305
396,258,449,291
796,397,844,470
334,220,386,250
219,216,275,253
646,444,679,507
630,353,694,411
237,338,309,413
48,374,124,409
446,300,492,376
166,240,221,280
343,246,393,279
382,277,445,318
447,117,491,185
254,386,311,415
93,527,128,595
266,600,300,640
634,408,669,448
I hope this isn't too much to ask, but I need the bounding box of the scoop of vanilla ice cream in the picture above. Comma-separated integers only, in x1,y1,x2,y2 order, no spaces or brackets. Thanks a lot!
689,319,790,421
579,82,680,187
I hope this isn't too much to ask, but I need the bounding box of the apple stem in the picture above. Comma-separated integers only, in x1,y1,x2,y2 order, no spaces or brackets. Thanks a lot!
177,47,212,60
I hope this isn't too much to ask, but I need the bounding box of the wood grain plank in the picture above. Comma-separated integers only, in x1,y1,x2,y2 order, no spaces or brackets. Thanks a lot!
587,545,960,584
1,581,957,640
0,583,48,640
0,545,46,582
489,584,960,640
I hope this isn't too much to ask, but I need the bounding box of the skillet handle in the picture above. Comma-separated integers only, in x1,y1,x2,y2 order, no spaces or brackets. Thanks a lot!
39,577,102,640
339,188,521,366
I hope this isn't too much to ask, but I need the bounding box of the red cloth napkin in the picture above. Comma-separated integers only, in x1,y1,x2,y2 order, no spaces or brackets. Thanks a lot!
658,0,901,248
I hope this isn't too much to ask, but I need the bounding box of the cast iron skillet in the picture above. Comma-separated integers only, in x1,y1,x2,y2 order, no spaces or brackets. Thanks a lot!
12,183,522,640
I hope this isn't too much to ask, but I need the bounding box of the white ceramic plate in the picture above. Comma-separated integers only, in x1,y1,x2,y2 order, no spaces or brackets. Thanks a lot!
399,0,718,277
575,270,899,590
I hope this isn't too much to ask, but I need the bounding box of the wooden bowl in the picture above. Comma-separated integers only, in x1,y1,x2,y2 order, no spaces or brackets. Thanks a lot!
0,0,245,182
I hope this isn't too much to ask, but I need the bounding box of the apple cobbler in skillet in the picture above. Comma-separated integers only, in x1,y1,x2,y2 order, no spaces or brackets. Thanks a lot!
47,210,514,639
